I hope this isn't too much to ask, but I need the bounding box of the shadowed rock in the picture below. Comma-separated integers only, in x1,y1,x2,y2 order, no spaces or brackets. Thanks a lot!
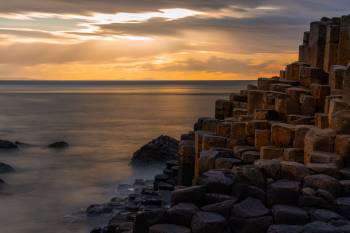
131,135,179,165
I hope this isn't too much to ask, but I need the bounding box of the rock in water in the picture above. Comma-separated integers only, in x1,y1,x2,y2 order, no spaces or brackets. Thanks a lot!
130,135,179,165
48,141,69,149
0,162,15,173
0,140,18,149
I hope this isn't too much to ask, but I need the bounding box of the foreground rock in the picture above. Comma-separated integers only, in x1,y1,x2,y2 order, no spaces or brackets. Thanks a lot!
131,135,179,165
0,140,18,149
48,141,69,149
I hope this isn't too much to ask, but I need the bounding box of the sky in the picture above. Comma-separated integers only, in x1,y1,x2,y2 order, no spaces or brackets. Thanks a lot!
0,0,349,80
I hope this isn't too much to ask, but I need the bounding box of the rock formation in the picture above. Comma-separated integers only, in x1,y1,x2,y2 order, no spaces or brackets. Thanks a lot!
91,14,350,233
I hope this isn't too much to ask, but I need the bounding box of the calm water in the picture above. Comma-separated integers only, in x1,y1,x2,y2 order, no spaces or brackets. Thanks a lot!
0,81,254,233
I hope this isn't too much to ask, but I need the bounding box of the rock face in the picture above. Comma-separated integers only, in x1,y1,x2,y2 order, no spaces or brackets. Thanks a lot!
131,135,179,164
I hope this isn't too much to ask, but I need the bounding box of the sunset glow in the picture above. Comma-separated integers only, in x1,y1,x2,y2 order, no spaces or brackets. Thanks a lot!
0,1,349,80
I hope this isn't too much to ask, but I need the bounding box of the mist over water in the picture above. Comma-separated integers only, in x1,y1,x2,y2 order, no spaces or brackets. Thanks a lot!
0,81,253,233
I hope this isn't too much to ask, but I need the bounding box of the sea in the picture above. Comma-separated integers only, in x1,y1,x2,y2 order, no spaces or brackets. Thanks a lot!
0,80,254,233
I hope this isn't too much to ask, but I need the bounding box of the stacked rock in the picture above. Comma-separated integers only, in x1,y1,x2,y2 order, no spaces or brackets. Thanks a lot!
132,15,350,233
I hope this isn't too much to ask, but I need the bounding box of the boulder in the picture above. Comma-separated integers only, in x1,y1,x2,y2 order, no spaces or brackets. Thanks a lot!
171,186,206,206
232,183,266,203
267,224,303,233
191,211,229,233
336,197,350,219
204,193,235,205
280,161,309,181
310,209,343,222
302,221,342,233
304,174,341,197
232,165,265,188
254,159,281,178
149,224,191,233
167,203,199,227
230,215,273,233
232,197,270,218
131,135,179,164
201,199,237,218
0,162,15,173
272,205,309,225
306,163,340,178
48,141,69,149
198,170,235,194
267,180,300,206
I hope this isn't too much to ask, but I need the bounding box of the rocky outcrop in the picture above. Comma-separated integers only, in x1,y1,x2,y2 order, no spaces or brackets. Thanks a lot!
130,135,179,165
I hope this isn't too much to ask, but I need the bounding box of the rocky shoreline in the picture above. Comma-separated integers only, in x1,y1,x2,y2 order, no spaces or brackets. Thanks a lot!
89,14,350,233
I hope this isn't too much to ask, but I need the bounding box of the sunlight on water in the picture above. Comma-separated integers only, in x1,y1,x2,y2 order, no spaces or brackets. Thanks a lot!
0,81,253,233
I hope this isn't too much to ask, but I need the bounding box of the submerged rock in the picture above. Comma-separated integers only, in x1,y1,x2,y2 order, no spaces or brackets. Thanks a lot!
0,140,18,149
48,141,69,149
130,135,179,165
0,162,15,173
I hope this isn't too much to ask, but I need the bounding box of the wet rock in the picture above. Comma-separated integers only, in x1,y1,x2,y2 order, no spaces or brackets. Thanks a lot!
86,204,113,217
48,141,69,149
167,203,199,227
0,162,15,173
230,215,272,233
267,224,303,233
191,211,229,233
0,140,18,149
171,186,206,206
131,135,179,164
272,205,309,225
267,180,300,206
299,188,334,210
134,209,167,233
198,170,235,194
302,221,342,233
304,174,341,196
149,224,191,233
201,199,237,218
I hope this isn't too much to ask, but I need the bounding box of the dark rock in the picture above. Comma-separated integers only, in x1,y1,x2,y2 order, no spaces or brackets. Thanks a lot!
171,186,206,206
302,221,342,233
336,197,350,219
198,170,235,194
204,193,234,205
86,204,113,217
310,209,343,222
0,140,18,149
201,199,237,218
254,159,281,179
232,165,265,189
232,197,270,218
267,180,300,206
167,203,199,227
191,211,229,233
304,174,341,196
338,225,350,233
48,141,69,149
0,162,15,173
229,215,273,233
272,205,309,225
267,224,303,233
134,209,167,233
149,224,191,233
131,135,179,165
157,182,174,191
232,183,266,203
299,188,335,210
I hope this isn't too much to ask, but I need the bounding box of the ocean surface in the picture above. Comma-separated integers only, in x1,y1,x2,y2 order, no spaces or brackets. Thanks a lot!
0,80,254,233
